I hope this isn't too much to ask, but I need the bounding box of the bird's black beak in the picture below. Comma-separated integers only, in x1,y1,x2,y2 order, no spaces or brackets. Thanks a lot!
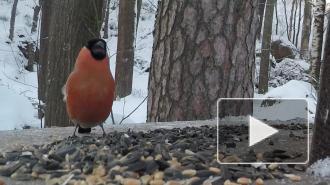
95,40,106,50
90,40,107,60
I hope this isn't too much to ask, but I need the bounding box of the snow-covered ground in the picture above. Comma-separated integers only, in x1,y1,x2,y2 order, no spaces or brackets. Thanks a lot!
0,0,318,130
0,0,39,130
308,158,330,178
255,80,316,122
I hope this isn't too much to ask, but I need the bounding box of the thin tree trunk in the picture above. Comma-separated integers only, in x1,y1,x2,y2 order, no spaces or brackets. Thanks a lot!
295,0,303,47
31,5,41,33
292,0,298,46
115,0,136,98
9,0,18,41
147,0,259,121
257,0,267,39
310,0,325,89
288,0,296,41
38,0,52,102
136,0,142,37
44,0,104,127
300,0,312,59
275,2,279,34
259,0,276,94
282,0,290,40
26,4,41,72
103,0,111,39
310,12,330,165
25,43,35,72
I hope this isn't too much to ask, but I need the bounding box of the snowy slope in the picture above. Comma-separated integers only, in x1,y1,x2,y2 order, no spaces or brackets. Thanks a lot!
0,0,39,130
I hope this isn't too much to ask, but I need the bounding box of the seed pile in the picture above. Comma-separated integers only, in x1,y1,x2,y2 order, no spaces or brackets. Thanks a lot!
0,125,307,185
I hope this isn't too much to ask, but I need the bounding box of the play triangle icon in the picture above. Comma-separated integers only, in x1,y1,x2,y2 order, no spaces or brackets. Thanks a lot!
249,115,279,147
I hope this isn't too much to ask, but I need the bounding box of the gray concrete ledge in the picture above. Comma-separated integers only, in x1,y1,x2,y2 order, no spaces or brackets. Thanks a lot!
0,120,218,153
0,118,308,153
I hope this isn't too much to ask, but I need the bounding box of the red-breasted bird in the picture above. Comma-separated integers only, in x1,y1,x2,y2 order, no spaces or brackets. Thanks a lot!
63,39,115,136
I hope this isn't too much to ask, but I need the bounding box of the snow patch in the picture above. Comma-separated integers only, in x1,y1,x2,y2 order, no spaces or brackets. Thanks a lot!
308,158,330,178
0,86,39,130
269,58,310,87
256,80,317,122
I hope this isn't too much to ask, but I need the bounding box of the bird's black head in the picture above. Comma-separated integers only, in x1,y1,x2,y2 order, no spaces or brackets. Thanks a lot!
86,39,107,60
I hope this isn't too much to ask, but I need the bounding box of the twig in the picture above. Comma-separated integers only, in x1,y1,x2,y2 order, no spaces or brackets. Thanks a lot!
119,96,148,125
2,69,37,88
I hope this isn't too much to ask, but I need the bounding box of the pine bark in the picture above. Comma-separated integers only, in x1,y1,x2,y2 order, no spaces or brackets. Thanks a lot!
300,0,312,59
9,0,18,41
115,0,136,98
147,0,259,122
310,13,330,164
44,0,104,127
258,0,276,94
310,0,325,89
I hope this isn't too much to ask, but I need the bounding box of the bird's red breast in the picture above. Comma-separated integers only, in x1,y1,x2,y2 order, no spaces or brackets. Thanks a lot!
64,47,115,128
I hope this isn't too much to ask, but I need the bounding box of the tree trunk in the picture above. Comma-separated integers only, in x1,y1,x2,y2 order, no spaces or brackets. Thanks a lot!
310,0,325,89
292,0,298,45
25,42,35,72
281,0,290,40
288,0,296,41
103,0,111,39
258,0,276,94
147,0,259,122
44,0,104,127
300,0,312,59
275,2,278,34
38,0,52,102
31,5,41,33
26,4,41,72
295,0,302,47
9,0,18,41
136,0,142,36
115,0,136,98
310,13,330,165
257,0,267,39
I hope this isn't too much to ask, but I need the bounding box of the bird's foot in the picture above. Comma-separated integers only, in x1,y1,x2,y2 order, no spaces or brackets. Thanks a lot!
70,125,79,138
100,124,106,137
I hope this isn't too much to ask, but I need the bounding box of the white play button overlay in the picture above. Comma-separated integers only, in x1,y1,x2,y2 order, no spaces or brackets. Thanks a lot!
249,115,279,147
217,98,309,164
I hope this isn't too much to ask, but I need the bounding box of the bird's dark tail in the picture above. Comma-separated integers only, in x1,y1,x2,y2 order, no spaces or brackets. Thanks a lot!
78,126,91,133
